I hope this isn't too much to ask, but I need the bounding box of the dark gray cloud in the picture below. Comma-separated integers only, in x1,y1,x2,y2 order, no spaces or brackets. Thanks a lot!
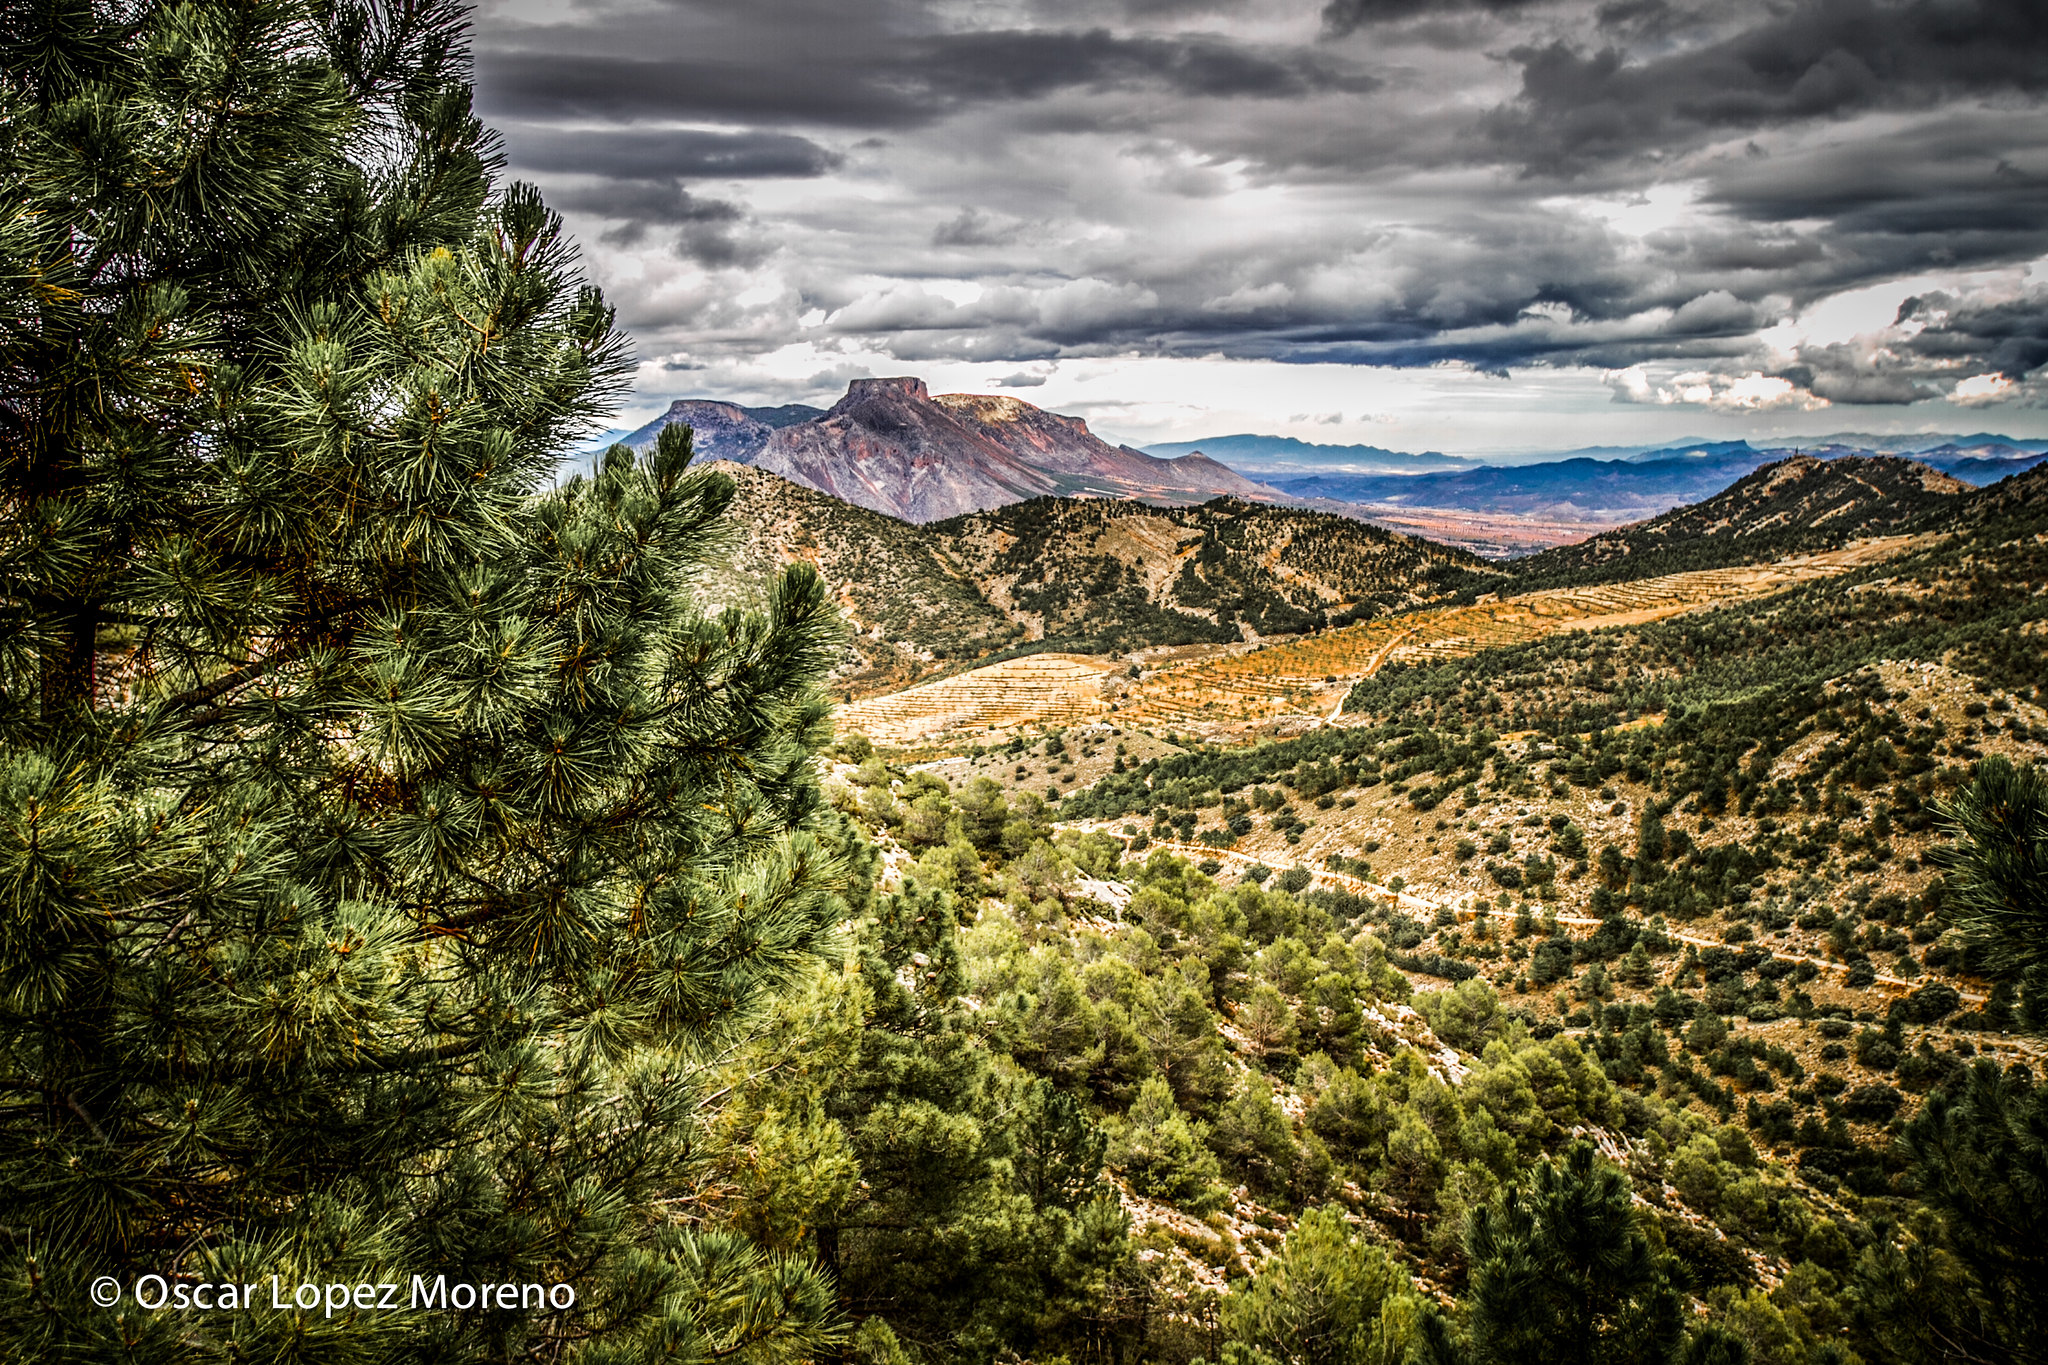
1322,0,1538,39
545,178,759,268
498,125,842,180
479,23,1374,129
475,0,2048,411
1484,0,2048,174
1901,288,2048,382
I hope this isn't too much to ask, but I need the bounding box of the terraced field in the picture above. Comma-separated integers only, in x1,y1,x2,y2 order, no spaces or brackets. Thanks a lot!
834,653,1121,745
1116,537,1927,732
835,536,1927,743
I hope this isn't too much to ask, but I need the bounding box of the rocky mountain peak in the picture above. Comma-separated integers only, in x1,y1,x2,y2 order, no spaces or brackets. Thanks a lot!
836,376,931,408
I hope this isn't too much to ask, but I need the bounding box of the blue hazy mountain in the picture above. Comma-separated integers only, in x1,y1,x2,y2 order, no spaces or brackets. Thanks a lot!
1261,452,1783,519
1141,433,1470,473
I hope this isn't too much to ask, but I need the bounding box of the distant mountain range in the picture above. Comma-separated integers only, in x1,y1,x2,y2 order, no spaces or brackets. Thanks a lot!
1510,455,1971,589
1245,440,2044,526
618,379,1275,522
604,383,2048,533
1140,433,1470,474
1260,451,1786,522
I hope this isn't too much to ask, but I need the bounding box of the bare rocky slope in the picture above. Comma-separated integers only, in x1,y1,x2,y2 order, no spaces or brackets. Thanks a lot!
627,378,1280,522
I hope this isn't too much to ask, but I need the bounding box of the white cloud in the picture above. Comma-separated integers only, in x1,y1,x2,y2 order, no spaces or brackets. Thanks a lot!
1607,366,1826,412
1951,373,2017,406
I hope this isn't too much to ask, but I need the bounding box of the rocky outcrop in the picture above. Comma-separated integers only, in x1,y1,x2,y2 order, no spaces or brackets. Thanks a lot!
631,378,1285,523
932,393,1274,502
754,378,1060,522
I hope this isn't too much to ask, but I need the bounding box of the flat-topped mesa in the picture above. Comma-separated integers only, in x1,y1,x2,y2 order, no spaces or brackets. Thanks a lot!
836,376,931,407
625,375,1284,522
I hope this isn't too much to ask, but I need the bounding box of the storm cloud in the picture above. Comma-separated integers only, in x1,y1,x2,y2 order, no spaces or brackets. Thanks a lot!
472,0,2048,417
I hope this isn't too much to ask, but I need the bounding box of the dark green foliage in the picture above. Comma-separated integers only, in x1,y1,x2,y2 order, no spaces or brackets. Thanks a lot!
1217,1205,1417,1365
1420,1142,1689,1365
1932,757,2048,1032
932,496,1495,654
1841,1084,1904,1123
0,5,848,1360
704,467,1023,687
821,876,1133,1358
1859,1060,2048,1365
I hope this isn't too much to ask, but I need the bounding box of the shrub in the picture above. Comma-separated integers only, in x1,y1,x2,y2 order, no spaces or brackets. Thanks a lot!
1842,1084,1905,1123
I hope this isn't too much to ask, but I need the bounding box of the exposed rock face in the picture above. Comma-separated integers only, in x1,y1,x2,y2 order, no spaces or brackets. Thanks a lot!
631,378,1284,523
932,393,1274,502
755,378,1059,522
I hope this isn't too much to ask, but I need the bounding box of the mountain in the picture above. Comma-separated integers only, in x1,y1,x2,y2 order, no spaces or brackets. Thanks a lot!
622,401,776,462
934,393,1278,504
618,399,829,463
693,462,1493,694
1945,457,2048,526
1908,443,2048,486
1143,432,1470,473
751,378,1077,521
1508,454,1970,589
692,462,1024,693
624,379,1279,523
1263,450,1782,523
739,402,829,429
931,495,1498,647
1619,439,1759,464
1786,430,2048,454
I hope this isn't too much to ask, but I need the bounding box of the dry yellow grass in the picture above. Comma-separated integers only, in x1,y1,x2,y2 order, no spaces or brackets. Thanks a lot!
836,536,1928,742
1116,536,1927,730
835,653,1120,745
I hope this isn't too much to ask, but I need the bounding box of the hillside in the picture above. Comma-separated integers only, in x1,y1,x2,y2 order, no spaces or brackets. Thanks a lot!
808,457,2048,1360
692,462,1021,693
714,431,2047,1365
1508,454,1971,590
696,465,1496,695
934,496,1497,648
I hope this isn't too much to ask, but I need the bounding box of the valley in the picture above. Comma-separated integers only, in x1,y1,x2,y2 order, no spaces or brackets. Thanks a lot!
802,446,2048,1354
831,535,1931,745
652,405,2048,1361
696,461,1493,696
20,10,2048,1364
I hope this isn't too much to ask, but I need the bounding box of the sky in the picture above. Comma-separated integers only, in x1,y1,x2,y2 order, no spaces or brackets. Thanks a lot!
472,0,2048,455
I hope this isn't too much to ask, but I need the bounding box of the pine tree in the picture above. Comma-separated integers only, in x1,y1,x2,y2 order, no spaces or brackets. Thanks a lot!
1932,757,2047,1031
817,874,1132,1360
1,4,845,1359
1219,1205,1418,1365
1418,1142,1694,1365
1856,1059,2048,1365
